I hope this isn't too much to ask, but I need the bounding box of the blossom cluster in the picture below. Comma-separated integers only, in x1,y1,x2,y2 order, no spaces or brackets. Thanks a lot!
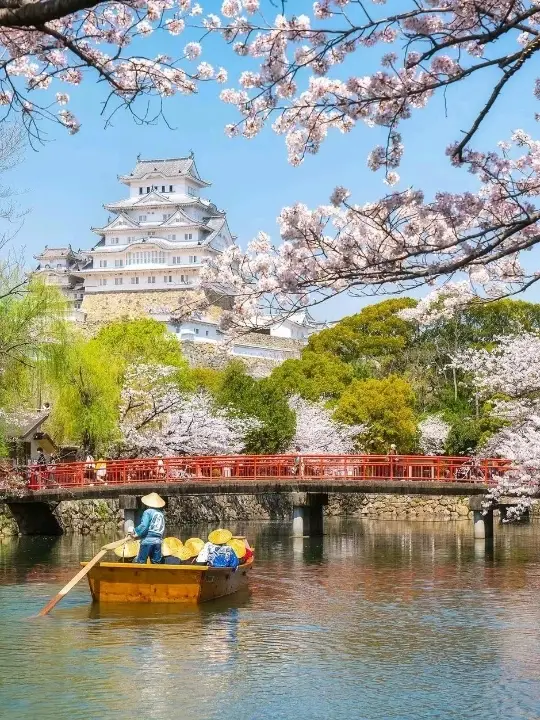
204,132,540,317
417,415,451,456
288,395,365,454
120,364,260,455
452,333,540,518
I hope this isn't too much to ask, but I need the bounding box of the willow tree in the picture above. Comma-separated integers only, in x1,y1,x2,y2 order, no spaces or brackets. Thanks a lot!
45,318,192,454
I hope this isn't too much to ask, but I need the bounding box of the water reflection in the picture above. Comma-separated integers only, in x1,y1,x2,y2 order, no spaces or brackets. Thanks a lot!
1,519,540,720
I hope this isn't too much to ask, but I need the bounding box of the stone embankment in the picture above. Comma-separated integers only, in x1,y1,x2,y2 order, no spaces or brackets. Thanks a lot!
4,493,536,537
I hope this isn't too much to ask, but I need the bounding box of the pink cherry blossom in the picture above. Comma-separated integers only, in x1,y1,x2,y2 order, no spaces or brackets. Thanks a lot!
289,395,365,453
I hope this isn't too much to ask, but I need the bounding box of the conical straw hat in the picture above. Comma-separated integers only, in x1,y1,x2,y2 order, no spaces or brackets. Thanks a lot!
228,538,247,559
114,539,140,559
184,537,205,557
208,528,232,545
162,537,183,557
141,492,165,509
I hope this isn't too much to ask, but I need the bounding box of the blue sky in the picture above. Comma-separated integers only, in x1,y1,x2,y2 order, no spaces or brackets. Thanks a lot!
5,6,540,321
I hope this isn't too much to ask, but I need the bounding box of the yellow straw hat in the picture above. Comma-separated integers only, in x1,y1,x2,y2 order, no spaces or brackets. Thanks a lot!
208,528,233,545
162,537,183,557
184,537,205,557
177,546,193,561
114,539,140,559
141,492,166,509
228,538,247,559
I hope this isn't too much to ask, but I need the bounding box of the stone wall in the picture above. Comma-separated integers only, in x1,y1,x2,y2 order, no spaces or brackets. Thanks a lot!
326,494,473,520
53,500,123,535
2,494,538,535
167,493,292,525
81,289,204,326
180,340,299,378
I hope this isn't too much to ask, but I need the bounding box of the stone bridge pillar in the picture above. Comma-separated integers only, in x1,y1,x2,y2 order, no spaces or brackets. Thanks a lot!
469,496,494,541
291,492,328,537
119,494,139,535
7,502,63,536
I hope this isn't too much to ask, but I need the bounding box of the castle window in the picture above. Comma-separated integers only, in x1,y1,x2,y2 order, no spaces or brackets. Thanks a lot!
205,330,209,337
195,328,199,335
131,276,139,285
146,186,150,193
148,276,155,284
161,185,166,192
114,259,123,267
164,275,172,284
139,187,143,195
115,277,123,286
99,260,108,268
189,255,198,264
138,215,147,222
184,233,193,240
99,278,107,286
169,185,173,192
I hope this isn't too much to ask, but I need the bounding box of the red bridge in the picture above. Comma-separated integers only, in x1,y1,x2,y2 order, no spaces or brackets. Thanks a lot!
14,453,510,494
0,454,523,537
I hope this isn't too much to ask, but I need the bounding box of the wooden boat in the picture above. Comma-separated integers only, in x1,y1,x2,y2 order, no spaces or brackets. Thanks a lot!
81,558,253,604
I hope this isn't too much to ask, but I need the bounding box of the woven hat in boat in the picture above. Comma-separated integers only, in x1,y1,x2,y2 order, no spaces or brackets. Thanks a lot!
184,537,205,557
208,528,232,545
114,539,140,559
141,492,165,509
177,546,194,561
228,538,247,559
162,537,183,557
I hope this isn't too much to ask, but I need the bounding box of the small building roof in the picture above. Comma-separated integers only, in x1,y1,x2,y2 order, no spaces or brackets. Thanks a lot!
0,410,50,440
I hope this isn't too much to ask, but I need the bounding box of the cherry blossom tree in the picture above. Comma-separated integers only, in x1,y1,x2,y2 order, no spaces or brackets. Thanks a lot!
288,394,365,454
120,363,260,455
0,0,229,139
7,0,540,308
417,415,451,456
451,334,540,518
200,2,540,319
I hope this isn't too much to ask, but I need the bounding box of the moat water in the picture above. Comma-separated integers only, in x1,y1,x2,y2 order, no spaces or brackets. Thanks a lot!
1,519,539,720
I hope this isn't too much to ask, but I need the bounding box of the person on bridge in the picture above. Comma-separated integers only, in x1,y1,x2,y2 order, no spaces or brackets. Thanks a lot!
130,492,166,564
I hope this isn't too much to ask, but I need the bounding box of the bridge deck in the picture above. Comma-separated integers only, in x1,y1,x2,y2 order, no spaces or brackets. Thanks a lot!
13,478,494,503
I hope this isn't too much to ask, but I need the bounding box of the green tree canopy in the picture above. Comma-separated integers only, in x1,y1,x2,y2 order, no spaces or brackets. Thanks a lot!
215,360,295,453
95,317,188,369
335,375,417,453
307,298,417,368
268,350,354,401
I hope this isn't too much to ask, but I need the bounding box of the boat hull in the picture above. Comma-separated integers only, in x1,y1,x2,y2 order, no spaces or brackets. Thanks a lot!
82,559,253,604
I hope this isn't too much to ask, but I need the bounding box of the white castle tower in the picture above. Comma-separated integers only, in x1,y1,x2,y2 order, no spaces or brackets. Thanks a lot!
79,155,235,294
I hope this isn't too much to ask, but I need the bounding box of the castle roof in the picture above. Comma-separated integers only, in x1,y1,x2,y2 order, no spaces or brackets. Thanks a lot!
119,156,210,186
104,193,222,214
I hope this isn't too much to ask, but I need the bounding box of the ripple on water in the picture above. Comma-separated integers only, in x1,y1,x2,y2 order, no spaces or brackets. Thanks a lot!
1,519,540,720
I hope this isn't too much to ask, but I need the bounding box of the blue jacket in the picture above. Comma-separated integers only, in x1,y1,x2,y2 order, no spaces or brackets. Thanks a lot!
134,508,165,544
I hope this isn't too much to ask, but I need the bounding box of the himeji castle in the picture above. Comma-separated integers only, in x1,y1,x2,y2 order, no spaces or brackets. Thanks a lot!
33,155,325,351
85,155,234,293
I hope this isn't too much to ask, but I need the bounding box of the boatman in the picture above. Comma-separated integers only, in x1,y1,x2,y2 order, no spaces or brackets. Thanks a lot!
129,492,166,564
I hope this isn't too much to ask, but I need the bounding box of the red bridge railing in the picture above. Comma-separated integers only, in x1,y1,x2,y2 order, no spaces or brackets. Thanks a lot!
16,454,511,492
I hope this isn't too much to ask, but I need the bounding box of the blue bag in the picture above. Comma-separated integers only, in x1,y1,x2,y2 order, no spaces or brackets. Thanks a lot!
208,545,240,569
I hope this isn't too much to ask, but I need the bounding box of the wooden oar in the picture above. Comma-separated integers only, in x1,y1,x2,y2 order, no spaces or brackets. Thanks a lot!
38,536,130,616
